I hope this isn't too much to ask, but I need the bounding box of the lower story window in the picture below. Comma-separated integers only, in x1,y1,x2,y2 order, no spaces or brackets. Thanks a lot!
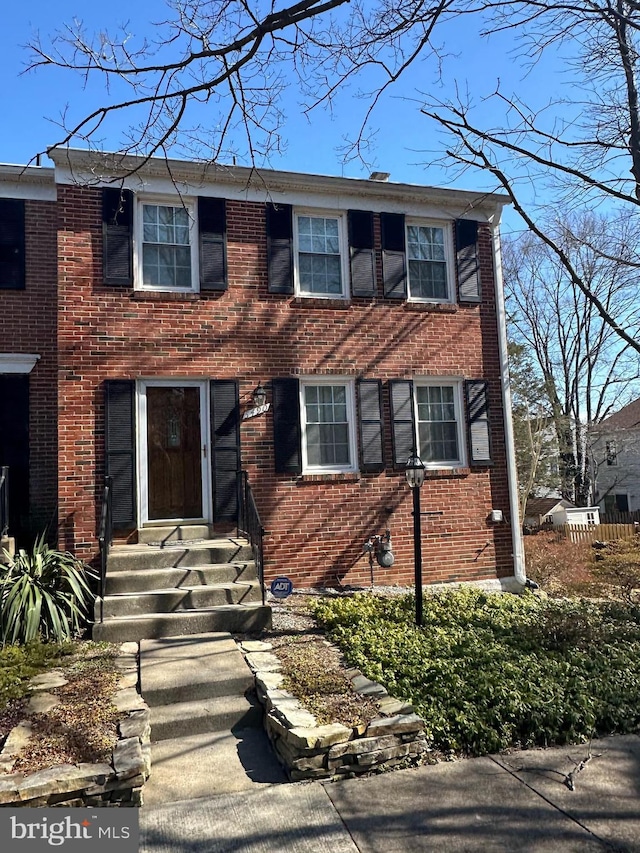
301,380,356,472
415,382,464,466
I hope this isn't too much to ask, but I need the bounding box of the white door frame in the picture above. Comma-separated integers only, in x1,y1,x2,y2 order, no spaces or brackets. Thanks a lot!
137,379,211,526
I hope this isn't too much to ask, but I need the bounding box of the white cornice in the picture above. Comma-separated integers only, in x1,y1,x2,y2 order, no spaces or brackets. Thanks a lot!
48,148,509,221
0,354,40,374
0,165,56,200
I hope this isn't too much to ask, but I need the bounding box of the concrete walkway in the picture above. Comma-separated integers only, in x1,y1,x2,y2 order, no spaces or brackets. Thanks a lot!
140,733,640,852
139,632,286,806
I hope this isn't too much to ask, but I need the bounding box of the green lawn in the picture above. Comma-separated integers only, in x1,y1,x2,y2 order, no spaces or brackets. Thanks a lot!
311,589,640,756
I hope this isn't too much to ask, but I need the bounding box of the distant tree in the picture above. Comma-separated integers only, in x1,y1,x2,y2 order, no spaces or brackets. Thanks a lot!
508,341,558,519
504,210,640,505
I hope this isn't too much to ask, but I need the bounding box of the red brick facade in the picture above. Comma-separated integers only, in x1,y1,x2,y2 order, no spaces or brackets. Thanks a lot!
2,155,520,589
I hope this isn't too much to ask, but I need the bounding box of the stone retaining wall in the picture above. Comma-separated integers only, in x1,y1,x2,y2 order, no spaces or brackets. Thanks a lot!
0,642,150,807
240,640,428,781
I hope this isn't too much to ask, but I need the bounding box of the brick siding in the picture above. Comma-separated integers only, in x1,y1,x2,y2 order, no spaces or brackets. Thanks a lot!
54,185,513,587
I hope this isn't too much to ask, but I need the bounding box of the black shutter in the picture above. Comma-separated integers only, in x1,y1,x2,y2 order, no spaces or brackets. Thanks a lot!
465,380,492,464
199,197,227,292
273,378,302,474
456,220,481,303
357,379,384,472
348,210,376,297
381,213,407,299
210,380,241,521
0,198,25,290
102,188,133,287
389,379,415,468
104,380,137,527
266,203,294,294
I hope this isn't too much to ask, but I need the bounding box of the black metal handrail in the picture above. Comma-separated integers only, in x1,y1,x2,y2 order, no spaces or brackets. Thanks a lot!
97,475,113,622
0,466,8,539
237,470,266,605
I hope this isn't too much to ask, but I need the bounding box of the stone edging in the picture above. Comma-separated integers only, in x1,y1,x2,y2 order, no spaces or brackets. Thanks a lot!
239,640,428,781
0,642,150,807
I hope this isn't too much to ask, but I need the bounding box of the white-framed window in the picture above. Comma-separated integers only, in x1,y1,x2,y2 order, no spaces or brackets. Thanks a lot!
300,378,357,473
605,440,618,466
406,221,454,302
135,197,198,291
294,210,349,298
414,379,466,467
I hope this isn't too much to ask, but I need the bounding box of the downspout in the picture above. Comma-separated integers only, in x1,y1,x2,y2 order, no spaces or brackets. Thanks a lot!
491,212,527,586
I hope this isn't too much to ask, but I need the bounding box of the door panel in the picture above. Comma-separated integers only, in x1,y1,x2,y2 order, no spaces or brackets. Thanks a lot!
146,386,202,520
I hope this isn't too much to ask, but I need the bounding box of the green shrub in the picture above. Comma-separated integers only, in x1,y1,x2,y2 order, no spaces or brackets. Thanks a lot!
0,641,72,708
0,535,96,645
311,589,640,756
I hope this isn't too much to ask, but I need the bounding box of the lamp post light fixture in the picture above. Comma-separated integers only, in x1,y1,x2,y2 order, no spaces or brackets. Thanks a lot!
252,383,267,408
405,452,426,627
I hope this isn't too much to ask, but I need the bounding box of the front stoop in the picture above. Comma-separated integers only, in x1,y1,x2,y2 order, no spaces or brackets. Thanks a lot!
93,527,271,642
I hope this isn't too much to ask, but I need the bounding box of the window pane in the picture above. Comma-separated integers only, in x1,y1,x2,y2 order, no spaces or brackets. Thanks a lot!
297,215,342,295
416,384,460,463
407,224,448,300
303,384,351,468
142,203,192,288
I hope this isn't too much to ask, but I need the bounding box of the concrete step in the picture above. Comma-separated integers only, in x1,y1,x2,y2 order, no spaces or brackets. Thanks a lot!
105,562,256,594
137,525,213,545
140,633,255,706
149,693,263,741
107,539,253,572
92,603,272,642
143,729,287,804
96,581,262,620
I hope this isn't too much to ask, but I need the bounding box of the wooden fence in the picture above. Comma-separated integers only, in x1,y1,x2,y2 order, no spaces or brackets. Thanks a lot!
557,523,640,545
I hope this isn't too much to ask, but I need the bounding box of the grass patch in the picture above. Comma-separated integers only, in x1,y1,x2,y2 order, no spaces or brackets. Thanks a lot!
310,589,640,757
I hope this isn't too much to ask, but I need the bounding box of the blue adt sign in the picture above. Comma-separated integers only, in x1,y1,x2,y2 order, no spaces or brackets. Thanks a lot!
270,576,294,599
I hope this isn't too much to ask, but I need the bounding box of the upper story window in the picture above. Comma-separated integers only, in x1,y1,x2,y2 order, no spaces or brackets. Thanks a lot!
605,440,618,466
294,211,348,298
300,378,357,473
0,198,25,290
136,199,198,292
406,221,453,303
102,188,227,293
414,380,465,467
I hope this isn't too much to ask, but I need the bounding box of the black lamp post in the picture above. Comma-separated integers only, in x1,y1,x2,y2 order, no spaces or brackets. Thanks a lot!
405,452,426,627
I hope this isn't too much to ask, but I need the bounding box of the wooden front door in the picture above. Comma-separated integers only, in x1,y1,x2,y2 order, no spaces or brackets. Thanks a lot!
141,383,208,522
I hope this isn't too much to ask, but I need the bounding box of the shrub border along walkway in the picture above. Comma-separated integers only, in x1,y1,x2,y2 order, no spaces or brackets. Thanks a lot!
0,642,150,807
240,640,429,780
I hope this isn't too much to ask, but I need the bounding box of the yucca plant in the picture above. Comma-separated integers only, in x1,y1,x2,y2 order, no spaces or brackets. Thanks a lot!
0,534,96,645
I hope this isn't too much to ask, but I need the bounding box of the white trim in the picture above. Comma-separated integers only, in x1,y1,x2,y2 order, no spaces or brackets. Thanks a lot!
413,378,466,468
405,219,455,304
293,209,349,299
133,195,200,293
50,150,508,223
299,376,358,474
0,354,40,374
492,223,526,586
136,379,211,525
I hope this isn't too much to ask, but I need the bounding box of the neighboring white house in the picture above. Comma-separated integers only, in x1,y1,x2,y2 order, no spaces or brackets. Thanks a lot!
590,398,640,515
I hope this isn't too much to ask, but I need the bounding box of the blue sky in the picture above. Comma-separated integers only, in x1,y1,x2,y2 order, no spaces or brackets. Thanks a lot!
3,2,568,232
